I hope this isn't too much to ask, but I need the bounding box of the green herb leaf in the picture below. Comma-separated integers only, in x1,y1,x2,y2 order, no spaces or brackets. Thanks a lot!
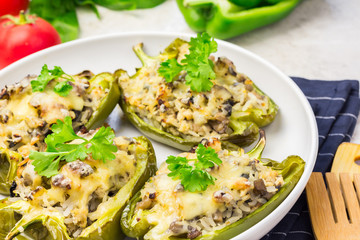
30,64,55,92
30,116,117,177
29,0,79,42
29,0,165,42
56,143,90,162
158,58,183,83
195,144,222,169
31,152,63,178
54,81,73,97
158,32,218,92
88,126,118,162
166,155,192,179
45,117,79,151
166,144,222,192
31,64,74,97
181,169,216,192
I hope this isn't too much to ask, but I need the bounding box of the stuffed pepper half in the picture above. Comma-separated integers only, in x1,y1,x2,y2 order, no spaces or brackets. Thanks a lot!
117,34,278,151
0,65,120,195
121,133,304,239
0,117,156,240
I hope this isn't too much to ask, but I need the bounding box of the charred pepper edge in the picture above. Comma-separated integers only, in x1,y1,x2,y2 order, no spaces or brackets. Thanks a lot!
0,136,157,240
120,140,305,239
176,0,301,39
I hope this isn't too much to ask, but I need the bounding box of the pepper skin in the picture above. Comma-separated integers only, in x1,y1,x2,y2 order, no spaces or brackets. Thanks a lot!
117,38,278,151
120,132,305,240
94,0,166,10
176,0,301,39
0,149,21,195
0,136,157,240
84,72,121,129
135,0,166,8
0,71,120,196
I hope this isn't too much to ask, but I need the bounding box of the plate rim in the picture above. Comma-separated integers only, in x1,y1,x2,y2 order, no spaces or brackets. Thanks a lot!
0,31,318,240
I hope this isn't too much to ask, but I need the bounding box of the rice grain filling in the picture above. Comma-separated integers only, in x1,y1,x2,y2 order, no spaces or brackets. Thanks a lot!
135,139,284,239
119,43,272,142
0,71,106,156
13,131,138,238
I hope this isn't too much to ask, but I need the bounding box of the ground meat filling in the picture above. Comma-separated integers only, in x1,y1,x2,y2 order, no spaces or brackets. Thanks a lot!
135,139,284,239
13,132,138,238
119,45,272,142
0,72,106,156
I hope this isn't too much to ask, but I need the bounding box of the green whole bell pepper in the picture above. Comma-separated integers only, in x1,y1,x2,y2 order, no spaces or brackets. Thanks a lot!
93,0,166,10
0,136,157,240
176,0,301,39
120,132,305,239
0,71,120,196
228,0,262,8
117,38,278,151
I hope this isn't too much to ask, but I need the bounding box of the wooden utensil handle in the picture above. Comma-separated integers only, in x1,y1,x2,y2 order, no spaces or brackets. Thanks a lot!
331,142,360,174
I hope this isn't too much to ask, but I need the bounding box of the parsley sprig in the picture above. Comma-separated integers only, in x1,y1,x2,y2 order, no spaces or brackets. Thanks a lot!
166,144,222,192
29,116,117,177
31,64,74,97
158,32,218,92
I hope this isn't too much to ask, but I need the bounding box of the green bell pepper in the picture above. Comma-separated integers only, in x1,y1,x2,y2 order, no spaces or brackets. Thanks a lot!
93,0,166,10
0,149,21,196
84,72,121,129
120,132,305,239
228,0,262,8
176,0,301,39
0,136,157,240
117,38,278,151
0,71,120,196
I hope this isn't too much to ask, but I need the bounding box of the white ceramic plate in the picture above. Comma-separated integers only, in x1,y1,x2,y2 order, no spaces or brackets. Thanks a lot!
0,32,318,240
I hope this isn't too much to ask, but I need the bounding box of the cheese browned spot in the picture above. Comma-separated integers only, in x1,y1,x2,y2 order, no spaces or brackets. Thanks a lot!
134,138,284,240
0,73,106,156
14,130,139,237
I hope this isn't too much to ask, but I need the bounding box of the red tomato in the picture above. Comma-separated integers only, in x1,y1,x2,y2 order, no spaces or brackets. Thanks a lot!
0,13,61,69
0,0,29,16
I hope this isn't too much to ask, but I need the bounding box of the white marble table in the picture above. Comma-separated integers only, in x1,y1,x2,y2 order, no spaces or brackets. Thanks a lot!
77,0,360,143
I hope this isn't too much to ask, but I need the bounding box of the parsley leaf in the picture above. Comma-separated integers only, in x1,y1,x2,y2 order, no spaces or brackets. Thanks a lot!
88,126,117,162
166,144,222,192
30,116,117,177
31,64,74,97
195,144,222,169
31,152,64,178
158,32,218,92
54,81,73,97
30,64,55,92
158,58,183,83
181,169,216,193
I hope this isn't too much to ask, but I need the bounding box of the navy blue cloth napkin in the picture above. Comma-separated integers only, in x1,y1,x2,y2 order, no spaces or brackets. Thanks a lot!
261,77,360,240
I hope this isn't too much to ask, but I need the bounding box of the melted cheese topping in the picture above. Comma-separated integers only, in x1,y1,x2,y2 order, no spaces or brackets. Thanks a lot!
136,140,284,239
0,73,106,155
119,43,273,142
14,134,138,237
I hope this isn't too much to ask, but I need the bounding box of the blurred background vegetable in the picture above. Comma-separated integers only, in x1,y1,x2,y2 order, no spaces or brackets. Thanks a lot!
0,12,61,69
29,0,166,42
0,0,29,16
176,0,301,39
